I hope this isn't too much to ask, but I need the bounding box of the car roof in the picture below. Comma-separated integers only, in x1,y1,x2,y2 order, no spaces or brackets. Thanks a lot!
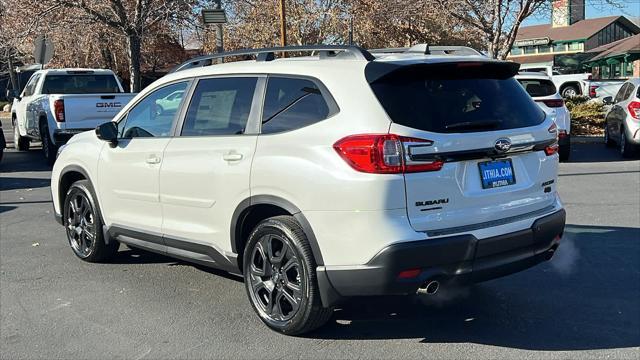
36,68,116,75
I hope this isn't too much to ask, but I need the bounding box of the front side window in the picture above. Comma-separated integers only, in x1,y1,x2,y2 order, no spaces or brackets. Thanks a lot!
181,77,257,136
120,81,189,138
261,77,331,134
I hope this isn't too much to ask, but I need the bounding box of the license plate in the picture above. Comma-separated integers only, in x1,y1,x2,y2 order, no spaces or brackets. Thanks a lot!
478,159,516,189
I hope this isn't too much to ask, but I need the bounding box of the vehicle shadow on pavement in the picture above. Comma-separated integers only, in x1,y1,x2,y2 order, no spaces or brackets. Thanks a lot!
111,247,244,283
312,224,640,351
0,177,51,191
0,148,51,173
567,141,639,163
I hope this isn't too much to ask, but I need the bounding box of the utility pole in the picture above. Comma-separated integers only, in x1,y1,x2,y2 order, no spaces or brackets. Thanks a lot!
214,0,224,55
279,0,287,47
349,17,354,45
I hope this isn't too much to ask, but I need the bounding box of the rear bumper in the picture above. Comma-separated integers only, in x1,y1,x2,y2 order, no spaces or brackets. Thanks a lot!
53,128,92,145
317,209,565,305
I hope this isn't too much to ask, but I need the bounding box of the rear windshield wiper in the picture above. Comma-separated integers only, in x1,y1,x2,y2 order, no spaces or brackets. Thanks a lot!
445,120,501,131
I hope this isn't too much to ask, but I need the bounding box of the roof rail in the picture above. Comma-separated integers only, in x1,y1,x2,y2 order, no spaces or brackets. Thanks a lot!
170,45,375,73
370,44,484,57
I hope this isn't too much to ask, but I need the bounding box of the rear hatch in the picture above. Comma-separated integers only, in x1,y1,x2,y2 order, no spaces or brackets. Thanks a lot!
368,61,559,234
42,72,135,129
517,77,570,133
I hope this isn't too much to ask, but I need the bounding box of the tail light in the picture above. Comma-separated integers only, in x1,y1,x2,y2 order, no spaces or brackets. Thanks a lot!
628,101,640,120
545,123,559,156
538,99,564,108
53,100,65,122
589,85,599,98
558,129,568,139
333,134,444,174
545,143,559,156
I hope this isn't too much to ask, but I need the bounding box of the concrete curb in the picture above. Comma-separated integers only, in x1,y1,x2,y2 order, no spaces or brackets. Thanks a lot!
572,136,603,144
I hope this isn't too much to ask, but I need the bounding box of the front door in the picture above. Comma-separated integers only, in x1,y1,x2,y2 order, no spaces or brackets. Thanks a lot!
98,81,190,237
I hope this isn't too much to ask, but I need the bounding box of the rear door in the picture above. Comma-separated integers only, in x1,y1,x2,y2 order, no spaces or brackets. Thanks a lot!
159,76,261,255
368,62,558,234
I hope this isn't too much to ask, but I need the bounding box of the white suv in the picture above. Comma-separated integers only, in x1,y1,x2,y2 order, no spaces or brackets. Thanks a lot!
51,45,566,335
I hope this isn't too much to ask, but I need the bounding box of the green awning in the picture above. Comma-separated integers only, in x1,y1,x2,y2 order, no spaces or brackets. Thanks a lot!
605,57,622,65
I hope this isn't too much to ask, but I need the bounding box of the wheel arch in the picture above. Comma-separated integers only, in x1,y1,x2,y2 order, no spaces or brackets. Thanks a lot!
231,195,325,270
559,81,582,95
57,165,96,225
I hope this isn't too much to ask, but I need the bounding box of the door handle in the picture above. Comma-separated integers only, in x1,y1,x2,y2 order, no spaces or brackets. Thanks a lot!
146,154,161,164
223,152,243,162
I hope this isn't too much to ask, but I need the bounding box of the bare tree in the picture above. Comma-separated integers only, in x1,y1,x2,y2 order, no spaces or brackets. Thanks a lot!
430,0,548,59
45,0,201,91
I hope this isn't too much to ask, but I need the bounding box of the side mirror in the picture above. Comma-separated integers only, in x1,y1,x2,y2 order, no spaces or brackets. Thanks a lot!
603,96,613,105
95,122,118,145
6,89,20,101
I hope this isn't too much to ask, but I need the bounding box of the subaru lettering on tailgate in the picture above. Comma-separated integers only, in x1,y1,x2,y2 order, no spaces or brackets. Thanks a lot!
478,159,516,189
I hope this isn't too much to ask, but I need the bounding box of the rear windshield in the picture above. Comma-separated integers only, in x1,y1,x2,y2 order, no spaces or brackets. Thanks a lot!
370,65,545,133
41,74,121,94
517,79,556,97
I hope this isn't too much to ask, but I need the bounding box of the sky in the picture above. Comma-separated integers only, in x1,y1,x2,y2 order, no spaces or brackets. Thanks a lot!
523,0,640,26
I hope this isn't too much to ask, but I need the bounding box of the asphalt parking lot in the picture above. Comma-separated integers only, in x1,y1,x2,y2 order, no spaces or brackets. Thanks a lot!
1,115,639,359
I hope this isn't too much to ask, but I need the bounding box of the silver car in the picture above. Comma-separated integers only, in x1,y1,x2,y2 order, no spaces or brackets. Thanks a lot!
603,78,640,158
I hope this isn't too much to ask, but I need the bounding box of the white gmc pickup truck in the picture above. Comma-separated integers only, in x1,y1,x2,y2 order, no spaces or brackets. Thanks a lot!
10,69,136,164
519,65,591,97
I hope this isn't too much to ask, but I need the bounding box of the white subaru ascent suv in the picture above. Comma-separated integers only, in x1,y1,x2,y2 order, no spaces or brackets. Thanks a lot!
51,45,566,335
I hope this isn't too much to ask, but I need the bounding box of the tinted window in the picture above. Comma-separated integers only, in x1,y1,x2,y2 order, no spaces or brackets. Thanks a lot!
261,77,331,134
120,82,188,138
41,75,120,94
370,68,545,133
22,74,40,96
517,79,557,97
181,77,257,136
614,84,629,103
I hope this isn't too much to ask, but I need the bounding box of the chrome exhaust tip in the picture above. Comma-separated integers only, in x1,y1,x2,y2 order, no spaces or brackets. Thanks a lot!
417,280,440,295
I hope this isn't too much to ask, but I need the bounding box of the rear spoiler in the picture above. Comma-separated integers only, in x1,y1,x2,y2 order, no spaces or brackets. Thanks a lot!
365,60,521,83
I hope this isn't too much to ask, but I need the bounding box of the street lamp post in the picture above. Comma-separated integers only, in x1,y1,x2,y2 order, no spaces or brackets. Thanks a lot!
202,5,227,60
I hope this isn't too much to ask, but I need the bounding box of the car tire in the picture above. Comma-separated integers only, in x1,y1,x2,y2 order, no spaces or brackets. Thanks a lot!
63,180,119,262
13,121,30,151
604,122,615,148
620,128,636,158
559,143,570,162
561,85,579,98
243,215,333,335
40,122,58,165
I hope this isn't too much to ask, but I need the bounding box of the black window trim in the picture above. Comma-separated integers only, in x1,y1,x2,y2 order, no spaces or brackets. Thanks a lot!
173,74,267,138
115,79,194,140
258,74,340,136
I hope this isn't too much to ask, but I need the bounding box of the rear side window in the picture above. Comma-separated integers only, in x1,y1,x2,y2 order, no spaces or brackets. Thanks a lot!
369,65,545,133
517,79,556,97
41,74,120,94
614,83,630,103
261,77,331,134
181,77,257,136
